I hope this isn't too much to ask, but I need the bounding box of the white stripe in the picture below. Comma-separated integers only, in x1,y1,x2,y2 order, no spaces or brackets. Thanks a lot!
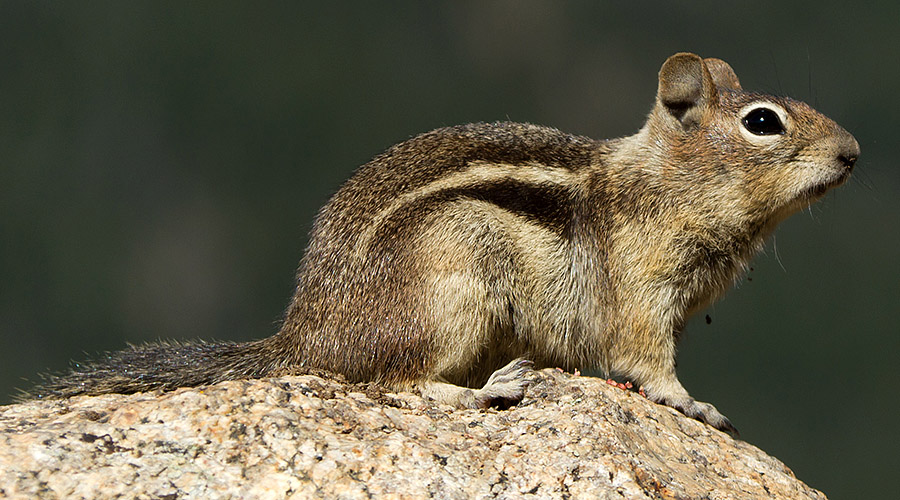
353,161,576,257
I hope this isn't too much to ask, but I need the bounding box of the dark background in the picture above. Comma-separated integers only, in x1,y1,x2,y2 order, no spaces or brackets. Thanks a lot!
1,2,896,497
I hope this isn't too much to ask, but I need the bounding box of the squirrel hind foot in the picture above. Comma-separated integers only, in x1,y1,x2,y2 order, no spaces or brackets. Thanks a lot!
477,357,535,409
418,357,535,410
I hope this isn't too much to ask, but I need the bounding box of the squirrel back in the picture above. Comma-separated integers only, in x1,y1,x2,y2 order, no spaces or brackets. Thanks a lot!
27,53,858,434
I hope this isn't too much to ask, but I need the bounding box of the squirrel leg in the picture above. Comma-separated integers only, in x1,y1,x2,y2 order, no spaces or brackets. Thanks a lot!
638,364,738,436
417,358,534,409
610,307,739,435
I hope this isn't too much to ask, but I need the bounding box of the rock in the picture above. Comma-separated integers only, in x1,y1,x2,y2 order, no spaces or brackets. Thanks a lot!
0,369,825,499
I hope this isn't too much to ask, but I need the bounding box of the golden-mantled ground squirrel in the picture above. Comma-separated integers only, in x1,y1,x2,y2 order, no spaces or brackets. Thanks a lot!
28,53,858,435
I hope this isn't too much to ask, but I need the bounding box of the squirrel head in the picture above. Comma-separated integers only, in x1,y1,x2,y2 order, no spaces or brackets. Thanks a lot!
645,52,859,220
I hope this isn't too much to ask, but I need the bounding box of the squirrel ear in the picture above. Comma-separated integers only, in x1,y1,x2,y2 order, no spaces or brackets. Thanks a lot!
703,58,742,90
656,52,718,128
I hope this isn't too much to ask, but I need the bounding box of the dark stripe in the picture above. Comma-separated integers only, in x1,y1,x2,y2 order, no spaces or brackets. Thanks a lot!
442,180,574,233
370,180,575,249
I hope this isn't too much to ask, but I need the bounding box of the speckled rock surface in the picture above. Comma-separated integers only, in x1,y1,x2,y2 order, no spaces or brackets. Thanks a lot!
0,369,825,499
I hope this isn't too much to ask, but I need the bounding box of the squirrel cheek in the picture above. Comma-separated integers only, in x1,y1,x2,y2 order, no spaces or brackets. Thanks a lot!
704,126,738,155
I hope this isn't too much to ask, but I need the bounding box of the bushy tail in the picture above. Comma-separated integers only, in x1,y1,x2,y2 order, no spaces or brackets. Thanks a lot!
22,339,278,401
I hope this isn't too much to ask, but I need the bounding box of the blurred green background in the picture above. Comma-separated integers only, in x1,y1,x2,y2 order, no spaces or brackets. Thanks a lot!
1,2,896,497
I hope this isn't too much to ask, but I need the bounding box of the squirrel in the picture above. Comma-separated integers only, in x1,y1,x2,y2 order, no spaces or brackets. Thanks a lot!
26,52,858,435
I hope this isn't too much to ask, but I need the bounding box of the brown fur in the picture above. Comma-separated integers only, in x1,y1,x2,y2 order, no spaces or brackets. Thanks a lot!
27,53,858,434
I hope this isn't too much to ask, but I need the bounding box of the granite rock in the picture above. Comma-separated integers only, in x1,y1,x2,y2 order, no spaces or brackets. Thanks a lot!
0,369,826,499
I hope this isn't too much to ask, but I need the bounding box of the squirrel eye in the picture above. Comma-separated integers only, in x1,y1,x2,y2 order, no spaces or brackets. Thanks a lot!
742,107,785,136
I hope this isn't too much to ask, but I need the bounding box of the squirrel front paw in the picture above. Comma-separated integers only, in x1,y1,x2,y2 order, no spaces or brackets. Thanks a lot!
665,397,738,436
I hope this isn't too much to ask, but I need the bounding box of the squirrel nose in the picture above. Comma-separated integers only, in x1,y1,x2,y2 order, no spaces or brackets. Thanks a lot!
836,131,860,170
839,152,858,169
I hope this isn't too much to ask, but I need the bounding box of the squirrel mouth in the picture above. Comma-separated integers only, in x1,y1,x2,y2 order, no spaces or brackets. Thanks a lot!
804,167,852,199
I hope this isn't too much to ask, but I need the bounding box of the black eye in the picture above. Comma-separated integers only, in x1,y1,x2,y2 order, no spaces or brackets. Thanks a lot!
742,107,785,136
